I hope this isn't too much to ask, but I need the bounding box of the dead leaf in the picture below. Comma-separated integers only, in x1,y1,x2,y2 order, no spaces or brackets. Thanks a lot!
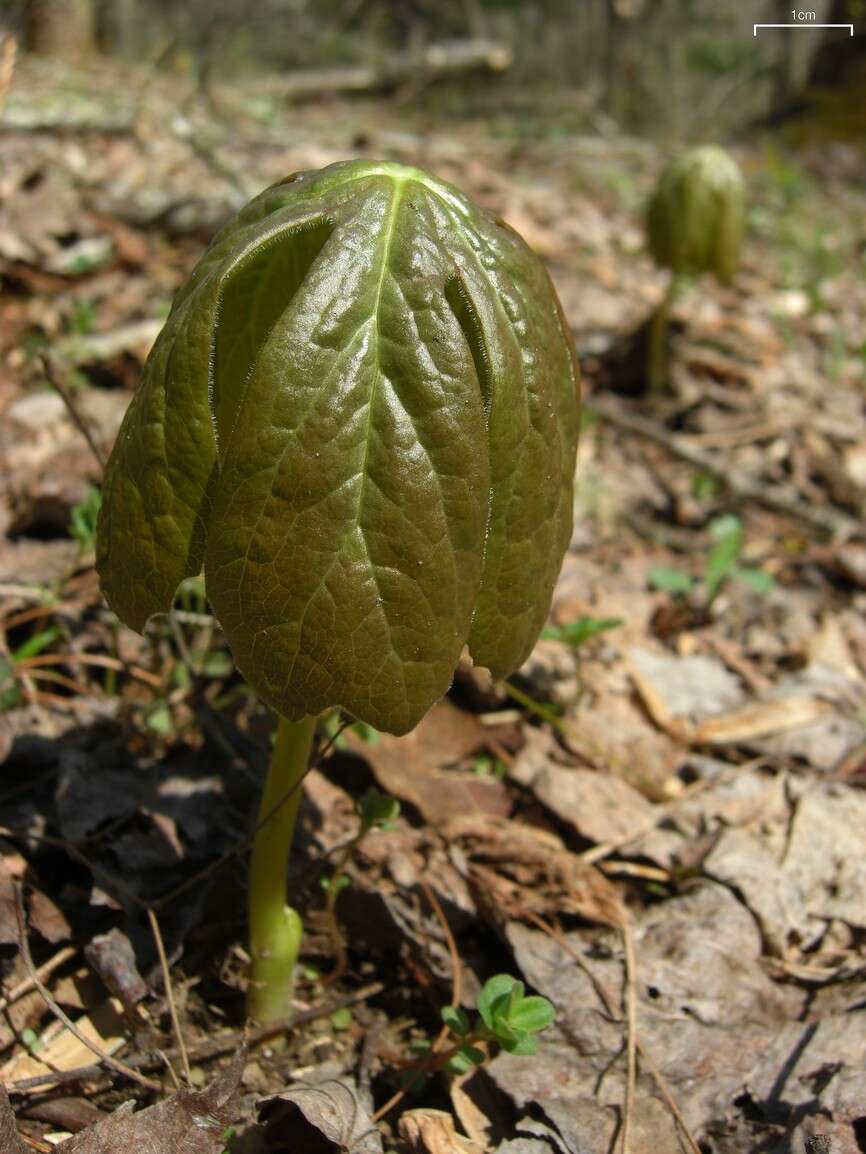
345,702,508,825
628,648,744,734
0,856,22,946
704,828,813,956
512,759,655,847
1,999,127,1083
29,888,71,945
260,1078,382,1154
694,698,829,744
446,814,625,930
53,1054,242,1153
784,783,866,929
399,1109,481,1154
0,1082,25,1154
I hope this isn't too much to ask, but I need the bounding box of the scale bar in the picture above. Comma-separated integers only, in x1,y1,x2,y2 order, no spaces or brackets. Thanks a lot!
754,23,854,35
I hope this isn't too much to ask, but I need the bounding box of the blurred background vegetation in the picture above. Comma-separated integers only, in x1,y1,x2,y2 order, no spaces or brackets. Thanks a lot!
2,0,865,142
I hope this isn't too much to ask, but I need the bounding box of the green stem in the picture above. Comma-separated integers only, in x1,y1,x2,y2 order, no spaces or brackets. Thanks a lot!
646,274,683,395
247,712,317,1023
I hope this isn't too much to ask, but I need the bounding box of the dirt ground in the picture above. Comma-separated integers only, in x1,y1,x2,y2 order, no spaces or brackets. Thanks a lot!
1,56,866,1154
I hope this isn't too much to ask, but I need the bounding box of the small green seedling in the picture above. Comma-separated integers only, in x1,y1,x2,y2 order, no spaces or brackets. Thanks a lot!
648,513,773,609
441,974,555,1073
321,787,401,983
96,160,580,1023
645,145,745,392
541,615,622,649
0,623,63,711
69,484,102,555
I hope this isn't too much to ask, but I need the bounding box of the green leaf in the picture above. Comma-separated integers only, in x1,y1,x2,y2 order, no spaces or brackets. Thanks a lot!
440,1005,471,1037
705,514,744,601
477,974,519,1031
329,1008,353,1031
648,566,694,595
12,625,61,664
98,161,579,736
447,1043,486,1073
735,566,774,595
502,1032,538,1056
70,485,101,550
540,615,622,649
508,995,556,1033
358,787,400,829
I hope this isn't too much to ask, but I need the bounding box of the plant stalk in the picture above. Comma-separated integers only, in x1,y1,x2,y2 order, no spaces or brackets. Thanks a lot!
248,712,317,1023
647,273,684,395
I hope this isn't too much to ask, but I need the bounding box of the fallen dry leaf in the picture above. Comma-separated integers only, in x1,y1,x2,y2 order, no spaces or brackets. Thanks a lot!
446,813,625,930
694,697,830,744
0,1082,25,1154
53,1055,242,1153
399,1109,482,1154
345,702,508,825
260,1078,382,1154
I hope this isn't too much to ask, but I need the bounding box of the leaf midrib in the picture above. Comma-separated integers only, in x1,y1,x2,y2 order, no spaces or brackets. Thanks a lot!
354,175,406,541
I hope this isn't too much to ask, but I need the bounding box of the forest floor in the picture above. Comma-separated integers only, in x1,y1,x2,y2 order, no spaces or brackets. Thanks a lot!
1,56,866,1154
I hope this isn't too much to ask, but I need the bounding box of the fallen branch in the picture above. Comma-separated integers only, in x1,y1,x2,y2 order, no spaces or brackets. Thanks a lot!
260,39,512,102
591,395,862,541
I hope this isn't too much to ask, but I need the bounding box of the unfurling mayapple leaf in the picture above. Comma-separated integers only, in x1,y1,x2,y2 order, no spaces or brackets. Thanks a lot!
97,160,580,734
647,145,744,285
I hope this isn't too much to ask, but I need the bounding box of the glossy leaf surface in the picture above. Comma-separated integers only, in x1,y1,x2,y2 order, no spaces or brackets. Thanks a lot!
97,160,579,733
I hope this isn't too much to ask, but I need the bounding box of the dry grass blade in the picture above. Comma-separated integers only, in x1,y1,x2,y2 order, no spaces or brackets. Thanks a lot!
36,353,107,472
146,908,191,1085
0,946,76,1016
371,881,463,1124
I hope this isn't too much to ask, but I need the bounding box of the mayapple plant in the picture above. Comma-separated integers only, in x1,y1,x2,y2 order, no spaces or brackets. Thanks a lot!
97,160,580,1023
645,144,744,391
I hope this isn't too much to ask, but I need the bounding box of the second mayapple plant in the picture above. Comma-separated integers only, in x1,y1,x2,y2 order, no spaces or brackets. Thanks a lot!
645,145,745,392
97,159,580,1023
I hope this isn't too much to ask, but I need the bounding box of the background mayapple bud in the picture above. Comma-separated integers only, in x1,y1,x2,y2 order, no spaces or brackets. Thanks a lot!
646,144,745,285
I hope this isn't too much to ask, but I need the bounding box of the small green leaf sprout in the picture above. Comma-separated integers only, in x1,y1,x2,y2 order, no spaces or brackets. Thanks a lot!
69,484,102,555
648,513,773,609
645,145,745,392
541,615,622,649
439,975,555,1073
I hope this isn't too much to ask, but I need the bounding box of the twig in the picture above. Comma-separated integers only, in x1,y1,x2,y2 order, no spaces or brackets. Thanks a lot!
523,912,619,1021
146,908,191,1085
371,882,462,1124
37,354,106,473
421,881,463,1010
580,762,749,865
320,835,362,988
20,1134,52,1153
16,651,163,688
9,1064,105,1093
591,395,862,541
168,980,385,1066
620,921,637,1154
9,982,385,1094
632,1042,702,1154
12,885,161,1093
526,915,701,1154
0,946,76,1016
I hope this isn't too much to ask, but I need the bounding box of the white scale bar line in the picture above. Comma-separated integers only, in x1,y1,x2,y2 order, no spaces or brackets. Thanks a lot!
754,23,854,35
